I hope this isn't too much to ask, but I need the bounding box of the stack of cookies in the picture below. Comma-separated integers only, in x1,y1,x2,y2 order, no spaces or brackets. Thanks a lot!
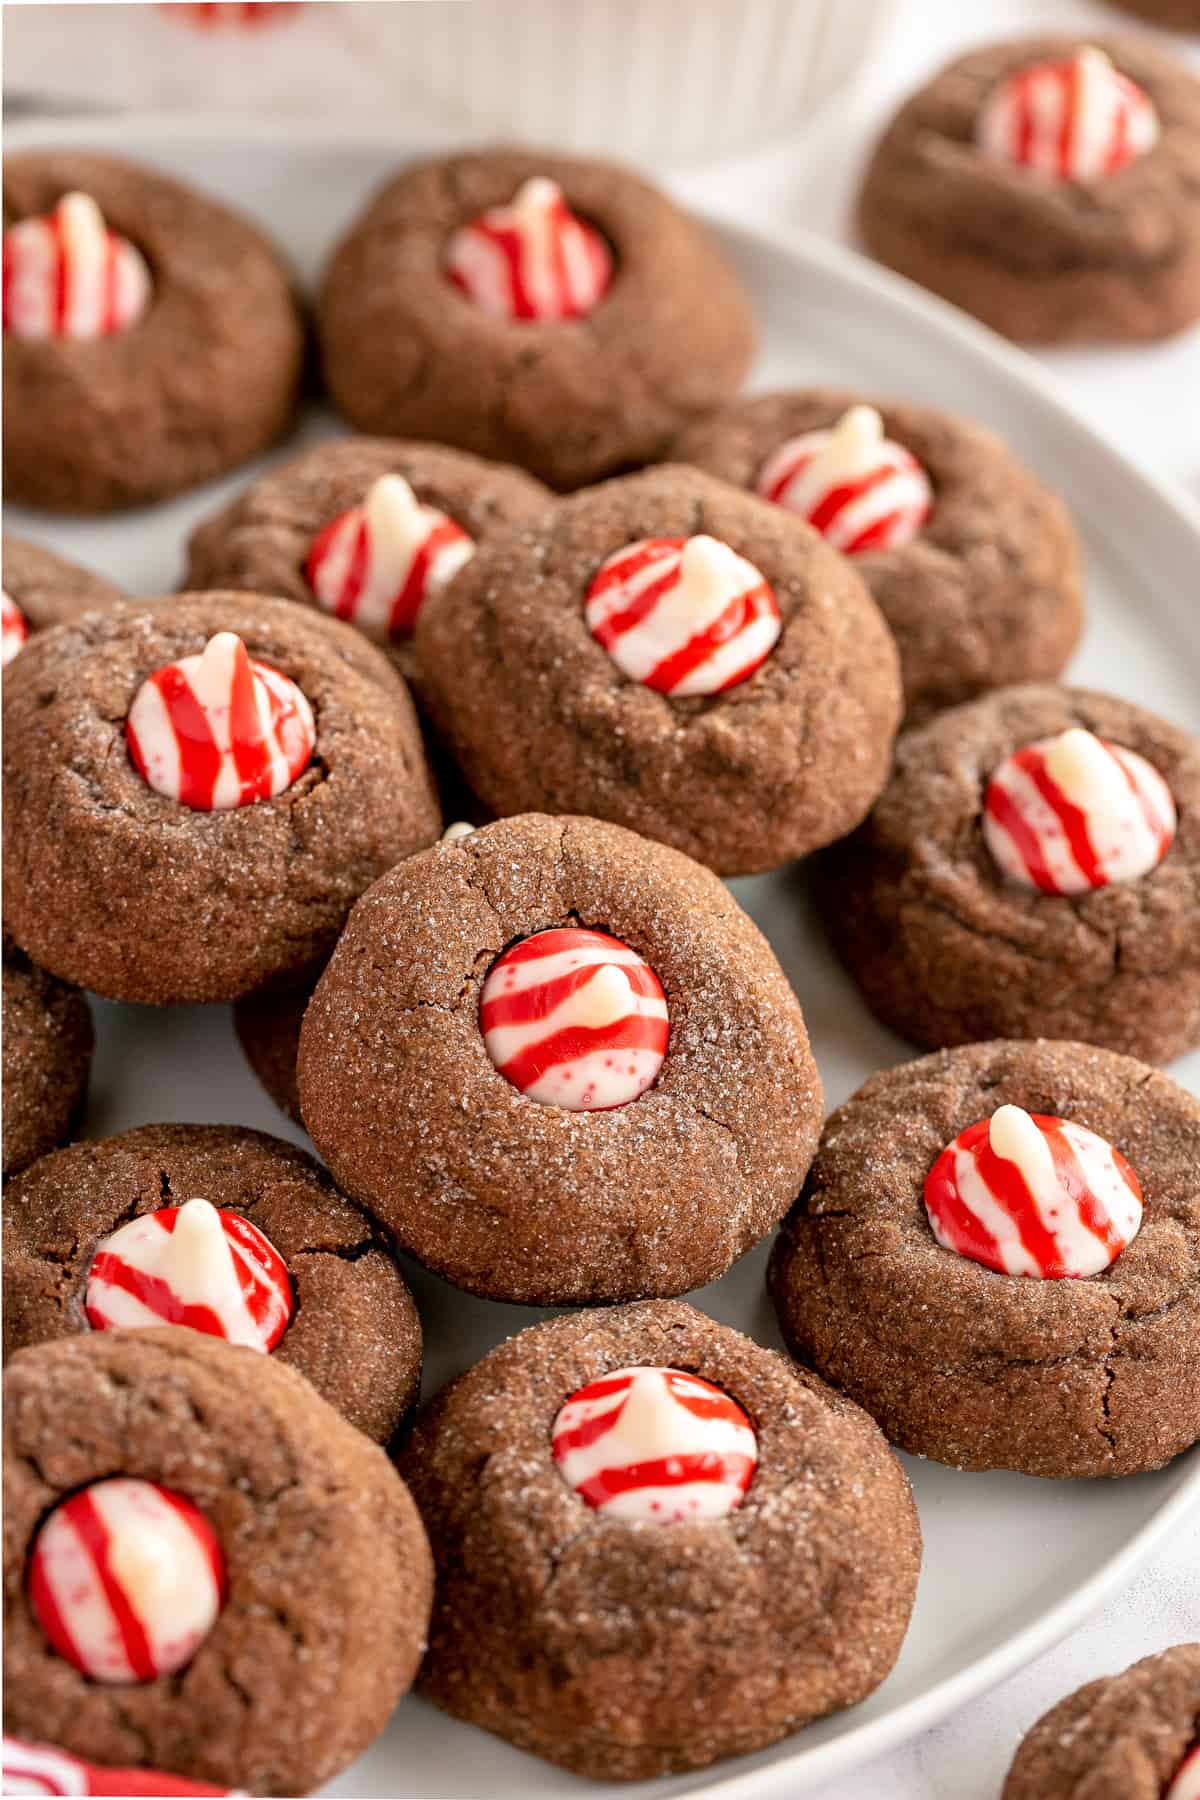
2,46,1198,1796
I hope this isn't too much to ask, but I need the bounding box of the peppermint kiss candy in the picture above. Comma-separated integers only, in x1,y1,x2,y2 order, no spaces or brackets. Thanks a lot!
983,727,1176,896
84,1197,292,1352
444,177,613,322
1167,1746,1200,1800
976,46,1159,182
28,1477,225,1684
924,1103,1143,1279
1,1736,243,1796
2,193,151,341
755,405,933,555
2,592,29,667
305,474,474,642
480,928,669,1111
552,1366,757,1521
584,534,781,697
126,630,315,811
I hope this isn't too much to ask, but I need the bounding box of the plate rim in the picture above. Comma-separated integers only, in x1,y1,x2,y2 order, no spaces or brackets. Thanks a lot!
6,107,1200,1800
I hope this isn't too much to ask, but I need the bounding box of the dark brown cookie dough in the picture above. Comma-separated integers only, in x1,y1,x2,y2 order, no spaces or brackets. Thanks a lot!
185,436,552,692
673,389,1084,725
4,152,304,512
1106,0,1200,28
819,684,1200,1064
3,1123,422,1445
3,1327,433,1797
769,1040,1200,1478
401,1299,920,1780
2,936,93,1177
2,535,125,647
1004,1644,1200,1798
416,465,902,875
857,35,1200,343
234,969,316,1125
3,592,442,1004
318,147,756,490
299,812,823,1305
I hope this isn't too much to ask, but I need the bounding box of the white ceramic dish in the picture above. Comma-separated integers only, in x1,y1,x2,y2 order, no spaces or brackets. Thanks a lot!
5,117,1199,1800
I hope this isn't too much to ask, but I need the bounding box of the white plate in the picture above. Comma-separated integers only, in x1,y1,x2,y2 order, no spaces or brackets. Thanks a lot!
6,117,1200,1800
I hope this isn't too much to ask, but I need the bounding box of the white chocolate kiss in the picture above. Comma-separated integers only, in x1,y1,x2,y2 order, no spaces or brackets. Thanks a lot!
755,405,932,553
977,46,1159,182
984,727,1176,894
4,192,152,340
86,1197,280,1350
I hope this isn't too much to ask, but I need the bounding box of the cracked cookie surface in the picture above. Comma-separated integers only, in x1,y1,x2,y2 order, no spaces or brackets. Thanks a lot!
4,151,304,511
3,1327,433,1796
768,1039,1200,1478
400,1298,921,1780
818,684,1200,1064
2,1123,422,1445
318,147,756,490
673,388,1084,726
415,464,902,875
298,812,823,1304
857,34,1200,344
2,592,442,1003
1003,1643,1200,1798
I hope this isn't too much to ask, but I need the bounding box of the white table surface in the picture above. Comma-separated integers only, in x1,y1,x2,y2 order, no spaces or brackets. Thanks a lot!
4,2,1198,1795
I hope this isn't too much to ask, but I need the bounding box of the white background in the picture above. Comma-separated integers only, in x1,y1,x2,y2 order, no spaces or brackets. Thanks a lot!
4,2,1199,1795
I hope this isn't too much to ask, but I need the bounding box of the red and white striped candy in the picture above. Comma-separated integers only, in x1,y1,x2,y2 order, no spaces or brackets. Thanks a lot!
755,404,932,555
585,534,781,698
162,3,297,28
976,46,1159,182
126,630,315,812
445,176,612,322
3,193,151,341
305,473,474,642
1167,1747,1200,1800
552,1366,757,1522
1,1737,243,1797
983,727,1176,896
2,592,29,667
84,1198,292,1353
924,1104,1143,1279
28,1478,225,1685
480,927,669,1111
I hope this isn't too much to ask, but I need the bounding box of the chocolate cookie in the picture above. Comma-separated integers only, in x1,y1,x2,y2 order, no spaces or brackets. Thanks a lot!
416,465,902,875
3,1328,433,1797
673,389,1083,725
3,1123,422,1445
1004,1644,1200,1799
400,1298,921,1780
4,152,304,511
318,147,756,490
2,535,125,667
185,436,552,691
299,812,823,1305
1107,0,1200,27
233,968,317,1124
2,937,93,1177
3,593,441,1003
820,684,1200,1064
769,1039,1200,1478
858,35,1200,343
